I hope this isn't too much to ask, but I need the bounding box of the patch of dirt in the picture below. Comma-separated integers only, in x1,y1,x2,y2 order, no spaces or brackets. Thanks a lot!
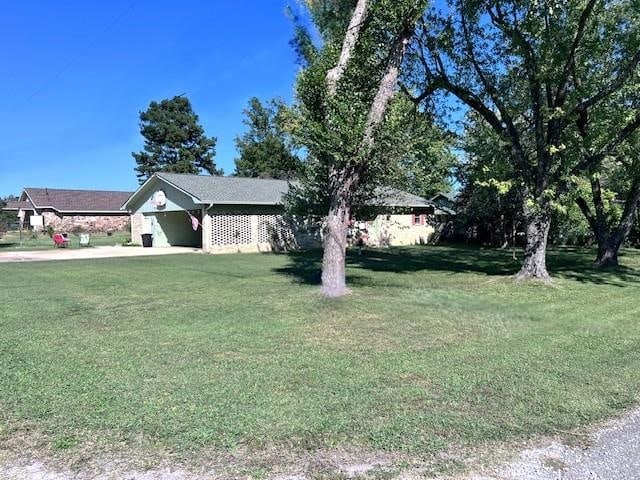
2,408,640,479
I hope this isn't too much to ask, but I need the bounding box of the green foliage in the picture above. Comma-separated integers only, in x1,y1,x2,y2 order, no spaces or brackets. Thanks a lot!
44,224,55,238
233,97,303,179
391,99,456,199
409,0,640,229
132,96,220,183
288,0,357,66
0,195,18,233
456,114,523,245
292,0,430,211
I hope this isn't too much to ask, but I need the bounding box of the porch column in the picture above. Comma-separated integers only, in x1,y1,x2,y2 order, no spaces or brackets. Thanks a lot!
202,208,212,253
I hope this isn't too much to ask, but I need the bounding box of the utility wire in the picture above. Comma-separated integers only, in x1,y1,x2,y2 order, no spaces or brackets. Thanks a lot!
15,0,141,110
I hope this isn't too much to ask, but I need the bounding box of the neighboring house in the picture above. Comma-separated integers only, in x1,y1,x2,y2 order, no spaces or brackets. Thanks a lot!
2,188,133,233
430,192,458,215
122,173,452,253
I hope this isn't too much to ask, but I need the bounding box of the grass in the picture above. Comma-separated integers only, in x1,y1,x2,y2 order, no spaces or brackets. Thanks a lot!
0,245,639,462
0,230,130,250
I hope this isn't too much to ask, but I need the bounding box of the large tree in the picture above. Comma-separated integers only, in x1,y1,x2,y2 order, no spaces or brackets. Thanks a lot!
406,0,640,281
394,107,456,199
234,97,302,179
293,0,428,297
569,22,640,266
575,140,640,266
132,96,220,183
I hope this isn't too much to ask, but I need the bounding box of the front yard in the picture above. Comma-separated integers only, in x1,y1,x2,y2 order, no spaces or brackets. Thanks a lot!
0,230,130,250
1,245,639,477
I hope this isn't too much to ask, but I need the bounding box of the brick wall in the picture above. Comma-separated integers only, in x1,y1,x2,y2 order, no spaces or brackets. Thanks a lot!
42,211,130,233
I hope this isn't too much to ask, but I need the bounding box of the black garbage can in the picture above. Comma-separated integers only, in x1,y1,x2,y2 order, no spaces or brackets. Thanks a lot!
141,234,153,248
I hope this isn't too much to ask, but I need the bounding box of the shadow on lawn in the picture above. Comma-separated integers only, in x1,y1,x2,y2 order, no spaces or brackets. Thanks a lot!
274,244,640,288
0,243,17,249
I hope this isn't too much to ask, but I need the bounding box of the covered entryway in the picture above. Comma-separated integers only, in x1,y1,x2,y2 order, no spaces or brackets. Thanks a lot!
145,210,202,248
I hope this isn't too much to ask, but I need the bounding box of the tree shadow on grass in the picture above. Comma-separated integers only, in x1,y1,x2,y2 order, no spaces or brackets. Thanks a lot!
0,243,17,249
273,244,640,288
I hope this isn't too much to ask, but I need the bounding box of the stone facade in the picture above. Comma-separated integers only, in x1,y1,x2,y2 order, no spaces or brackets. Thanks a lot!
42,211,130,233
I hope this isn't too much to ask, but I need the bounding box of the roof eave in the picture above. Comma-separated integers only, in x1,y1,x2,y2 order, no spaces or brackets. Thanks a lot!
121,173,204,210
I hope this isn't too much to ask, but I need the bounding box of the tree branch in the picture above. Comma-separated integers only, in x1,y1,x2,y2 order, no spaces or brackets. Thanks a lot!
326,0,368,96
573,109,640,173
555,0,598,106
570,50,640,117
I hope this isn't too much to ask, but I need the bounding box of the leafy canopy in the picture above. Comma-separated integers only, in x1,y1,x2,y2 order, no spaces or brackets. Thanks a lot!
291,0,430,212
233,97,302,180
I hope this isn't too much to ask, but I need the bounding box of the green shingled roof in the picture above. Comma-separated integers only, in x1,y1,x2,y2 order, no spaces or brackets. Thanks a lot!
158,173,289,205
131,173,437,209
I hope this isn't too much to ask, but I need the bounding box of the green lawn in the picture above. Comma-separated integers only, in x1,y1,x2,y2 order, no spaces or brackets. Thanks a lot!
1,245,639,460
0,230,130,250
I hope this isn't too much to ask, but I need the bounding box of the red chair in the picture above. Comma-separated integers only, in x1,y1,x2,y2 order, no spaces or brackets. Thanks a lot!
53,233,70,248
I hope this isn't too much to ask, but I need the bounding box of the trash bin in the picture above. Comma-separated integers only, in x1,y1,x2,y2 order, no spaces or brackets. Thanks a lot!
141,234,153,248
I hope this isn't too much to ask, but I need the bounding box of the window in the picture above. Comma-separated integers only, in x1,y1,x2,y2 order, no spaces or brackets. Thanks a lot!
412,214,422,226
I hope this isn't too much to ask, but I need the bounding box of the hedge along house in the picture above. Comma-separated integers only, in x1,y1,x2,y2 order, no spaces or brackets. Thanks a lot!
121,173,452,253
3,188,133,233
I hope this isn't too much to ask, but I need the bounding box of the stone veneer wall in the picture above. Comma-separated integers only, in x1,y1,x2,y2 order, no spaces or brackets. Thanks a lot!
42,211,130,233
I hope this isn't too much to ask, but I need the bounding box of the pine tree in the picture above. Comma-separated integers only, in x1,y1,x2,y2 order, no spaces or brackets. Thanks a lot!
133,96,220,183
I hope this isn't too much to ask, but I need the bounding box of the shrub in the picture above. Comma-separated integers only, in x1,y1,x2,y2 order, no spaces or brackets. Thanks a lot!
71,225,85,235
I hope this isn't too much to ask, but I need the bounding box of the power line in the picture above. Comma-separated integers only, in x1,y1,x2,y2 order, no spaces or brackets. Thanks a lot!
15,0,141,110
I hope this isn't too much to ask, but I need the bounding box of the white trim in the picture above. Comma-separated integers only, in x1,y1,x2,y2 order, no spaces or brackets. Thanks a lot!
120,173,203,211
22,190,40,215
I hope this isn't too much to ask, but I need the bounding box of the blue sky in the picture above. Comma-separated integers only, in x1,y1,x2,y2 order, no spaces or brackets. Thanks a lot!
0,1,302,197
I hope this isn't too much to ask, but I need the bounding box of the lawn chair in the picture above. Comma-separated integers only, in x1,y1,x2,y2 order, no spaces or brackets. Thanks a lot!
79,233,91,247
53,233,70,248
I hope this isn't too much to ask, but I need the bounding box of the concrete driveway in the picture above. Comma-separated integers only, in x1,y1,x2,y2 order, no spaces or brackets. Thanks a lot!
0,246,200,263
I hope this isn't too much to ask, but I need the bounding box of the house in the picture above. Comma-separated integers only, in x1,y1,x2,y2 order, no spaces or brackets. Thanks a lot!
122,173,451,252
3,188,133,233
430,192,457,215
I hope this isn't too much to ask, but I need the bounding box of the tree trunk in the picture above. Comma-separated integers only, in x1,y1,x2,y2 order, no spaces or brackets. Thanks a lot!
318,9,416,297
594,236,621,267
515,209,552,282
321,184,351,297
577,175,640,268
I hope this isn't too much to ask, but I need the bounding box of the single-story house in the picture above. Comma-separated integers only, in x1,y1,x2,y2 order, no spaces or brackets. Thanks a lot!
3,188,133,233
430,192,457,215
122,173,454,253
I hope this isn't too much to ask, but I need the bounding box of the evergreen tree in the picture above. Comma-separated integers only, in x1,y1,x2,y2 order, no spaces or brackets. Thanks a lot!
132,96,220,183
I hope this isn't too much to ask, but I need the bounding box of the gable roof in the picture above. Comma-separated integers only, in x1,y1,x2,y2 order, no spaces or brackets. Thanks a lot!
22,188,133,213
123,173,436,210
3,200,35,211
157,172,290,205
431,192,457,203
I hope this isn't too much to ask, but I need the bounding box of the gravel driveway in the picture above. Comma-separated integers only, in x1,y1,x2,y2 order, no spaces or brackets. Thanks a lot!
470,408,640,480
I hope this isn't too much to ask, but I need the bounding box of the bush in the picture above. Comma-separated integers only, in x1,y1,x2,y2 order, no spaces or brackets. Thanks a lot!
71,225,85,235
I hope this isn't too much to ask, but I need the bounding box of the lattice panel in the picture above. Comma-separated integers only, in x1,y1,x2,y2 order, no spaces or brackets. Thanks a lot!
210,214,252,245
257,215,278,243
257,214,294,243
